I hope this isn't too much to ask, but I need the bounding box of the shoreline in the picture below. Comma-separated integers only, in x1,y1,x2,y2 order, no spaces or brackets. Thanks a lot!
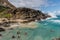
0,18,38,30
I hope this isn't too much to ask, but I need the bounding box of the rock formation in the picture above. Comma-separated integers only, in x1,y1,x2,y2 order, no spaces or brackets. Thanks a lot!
0,6,51,23
0,2,51,31
12,7,51,21
0,0,51,23
0,0,16,9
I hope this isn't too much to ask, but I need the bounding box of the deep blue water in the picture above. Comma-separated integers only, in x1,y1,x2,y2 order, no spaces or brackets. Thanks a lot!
0,15,60,40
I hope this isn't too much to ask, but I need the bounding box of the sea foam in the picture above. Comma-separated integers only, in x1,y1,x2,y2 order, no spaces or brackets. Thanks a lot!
48,13,57,18
50,20,60,23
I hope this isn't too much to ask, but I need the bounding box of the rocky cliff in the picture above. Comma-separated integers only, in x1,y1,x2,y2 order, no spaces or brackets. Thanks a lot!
0,6,51,23
0,2,51,31
0,0,51,23
0,0,16,9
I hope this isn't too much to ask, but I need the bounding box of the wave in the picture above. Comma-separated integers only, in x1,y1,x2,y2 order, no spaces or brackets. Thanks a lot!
47,13,57,18
50,20,60,24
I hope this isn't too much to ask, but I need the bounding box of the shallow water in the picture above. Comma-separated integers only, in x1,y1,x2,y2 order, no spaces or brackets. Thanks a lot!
0,16,60,40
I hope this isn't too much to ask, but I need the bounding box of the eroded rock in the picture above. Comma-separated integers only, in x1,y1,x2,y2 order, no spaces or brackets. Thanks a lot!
0,28,5,32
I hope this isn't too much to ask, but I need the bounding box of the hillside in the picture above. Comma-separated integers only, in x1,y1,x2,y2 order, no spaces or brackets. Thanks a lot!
0,0,51,23
0,0,16,9
0,6,51,23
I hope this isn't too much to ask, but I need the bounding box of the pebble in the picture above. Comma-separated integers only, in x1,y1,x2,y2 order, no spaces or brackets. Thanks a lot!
17,31,20,34
18,36,20,38
12,35,15,39
0,34,2,36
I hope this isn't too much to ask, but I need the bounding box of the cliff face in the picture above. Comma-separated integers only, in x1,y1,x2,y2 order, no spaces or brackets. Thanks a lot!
0,5,51,31
0,6,51,23
0,0,16,9
0,0,51,23
12,8,50,20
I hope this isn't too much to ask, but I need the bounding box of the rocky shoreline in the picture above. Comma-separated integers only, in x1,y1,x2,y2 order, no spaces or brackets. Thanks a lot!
0,0,51,23
0,5,51,32
0,6,51,23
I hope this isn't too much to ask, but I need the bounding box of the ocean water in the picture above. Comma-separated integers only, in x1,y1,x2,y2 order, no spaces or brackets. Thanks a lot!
0,15,60,40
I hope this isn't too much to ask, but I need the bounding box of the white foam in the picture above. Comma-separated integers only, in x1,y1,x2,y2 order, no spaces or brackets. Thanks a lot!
48,13,57,18
50,20,60,24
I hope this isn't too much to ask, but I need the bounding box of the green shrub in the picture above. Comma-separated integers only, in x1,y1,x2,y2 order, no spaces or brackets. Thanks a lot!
0,6,10,12
0,12,12,18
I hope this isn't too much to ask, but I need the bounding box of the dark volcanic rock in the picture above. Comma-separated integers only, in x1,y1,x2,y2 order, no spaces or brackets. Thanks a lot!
2,22,10,27
17,31,20,34
0,28,5,32
18,36,20,38
0,34,2,36
12,35,16,39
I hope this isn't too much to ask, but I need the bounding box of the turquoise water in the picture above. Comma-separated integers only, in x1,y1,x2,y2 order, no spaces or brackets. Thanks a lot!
0,16,60,40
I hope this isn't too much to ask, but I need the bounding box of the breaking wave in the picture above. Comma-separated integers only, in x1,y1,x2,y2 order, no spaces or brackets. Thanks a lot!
47,13,57,18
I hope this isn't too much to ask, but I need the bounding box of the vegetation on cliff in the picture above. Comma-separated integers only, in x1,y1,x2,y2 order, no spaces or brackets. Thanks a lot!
0,6,12,18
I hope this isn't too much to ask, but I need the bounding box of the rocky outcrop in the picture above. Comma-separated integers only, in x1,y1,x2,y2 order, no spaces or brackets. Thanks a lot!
11,7,51,22
0,5,51,31
0,6,51,23
0,0,16,9
0,0,51,31
0,0,51,23
0,28,5,32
